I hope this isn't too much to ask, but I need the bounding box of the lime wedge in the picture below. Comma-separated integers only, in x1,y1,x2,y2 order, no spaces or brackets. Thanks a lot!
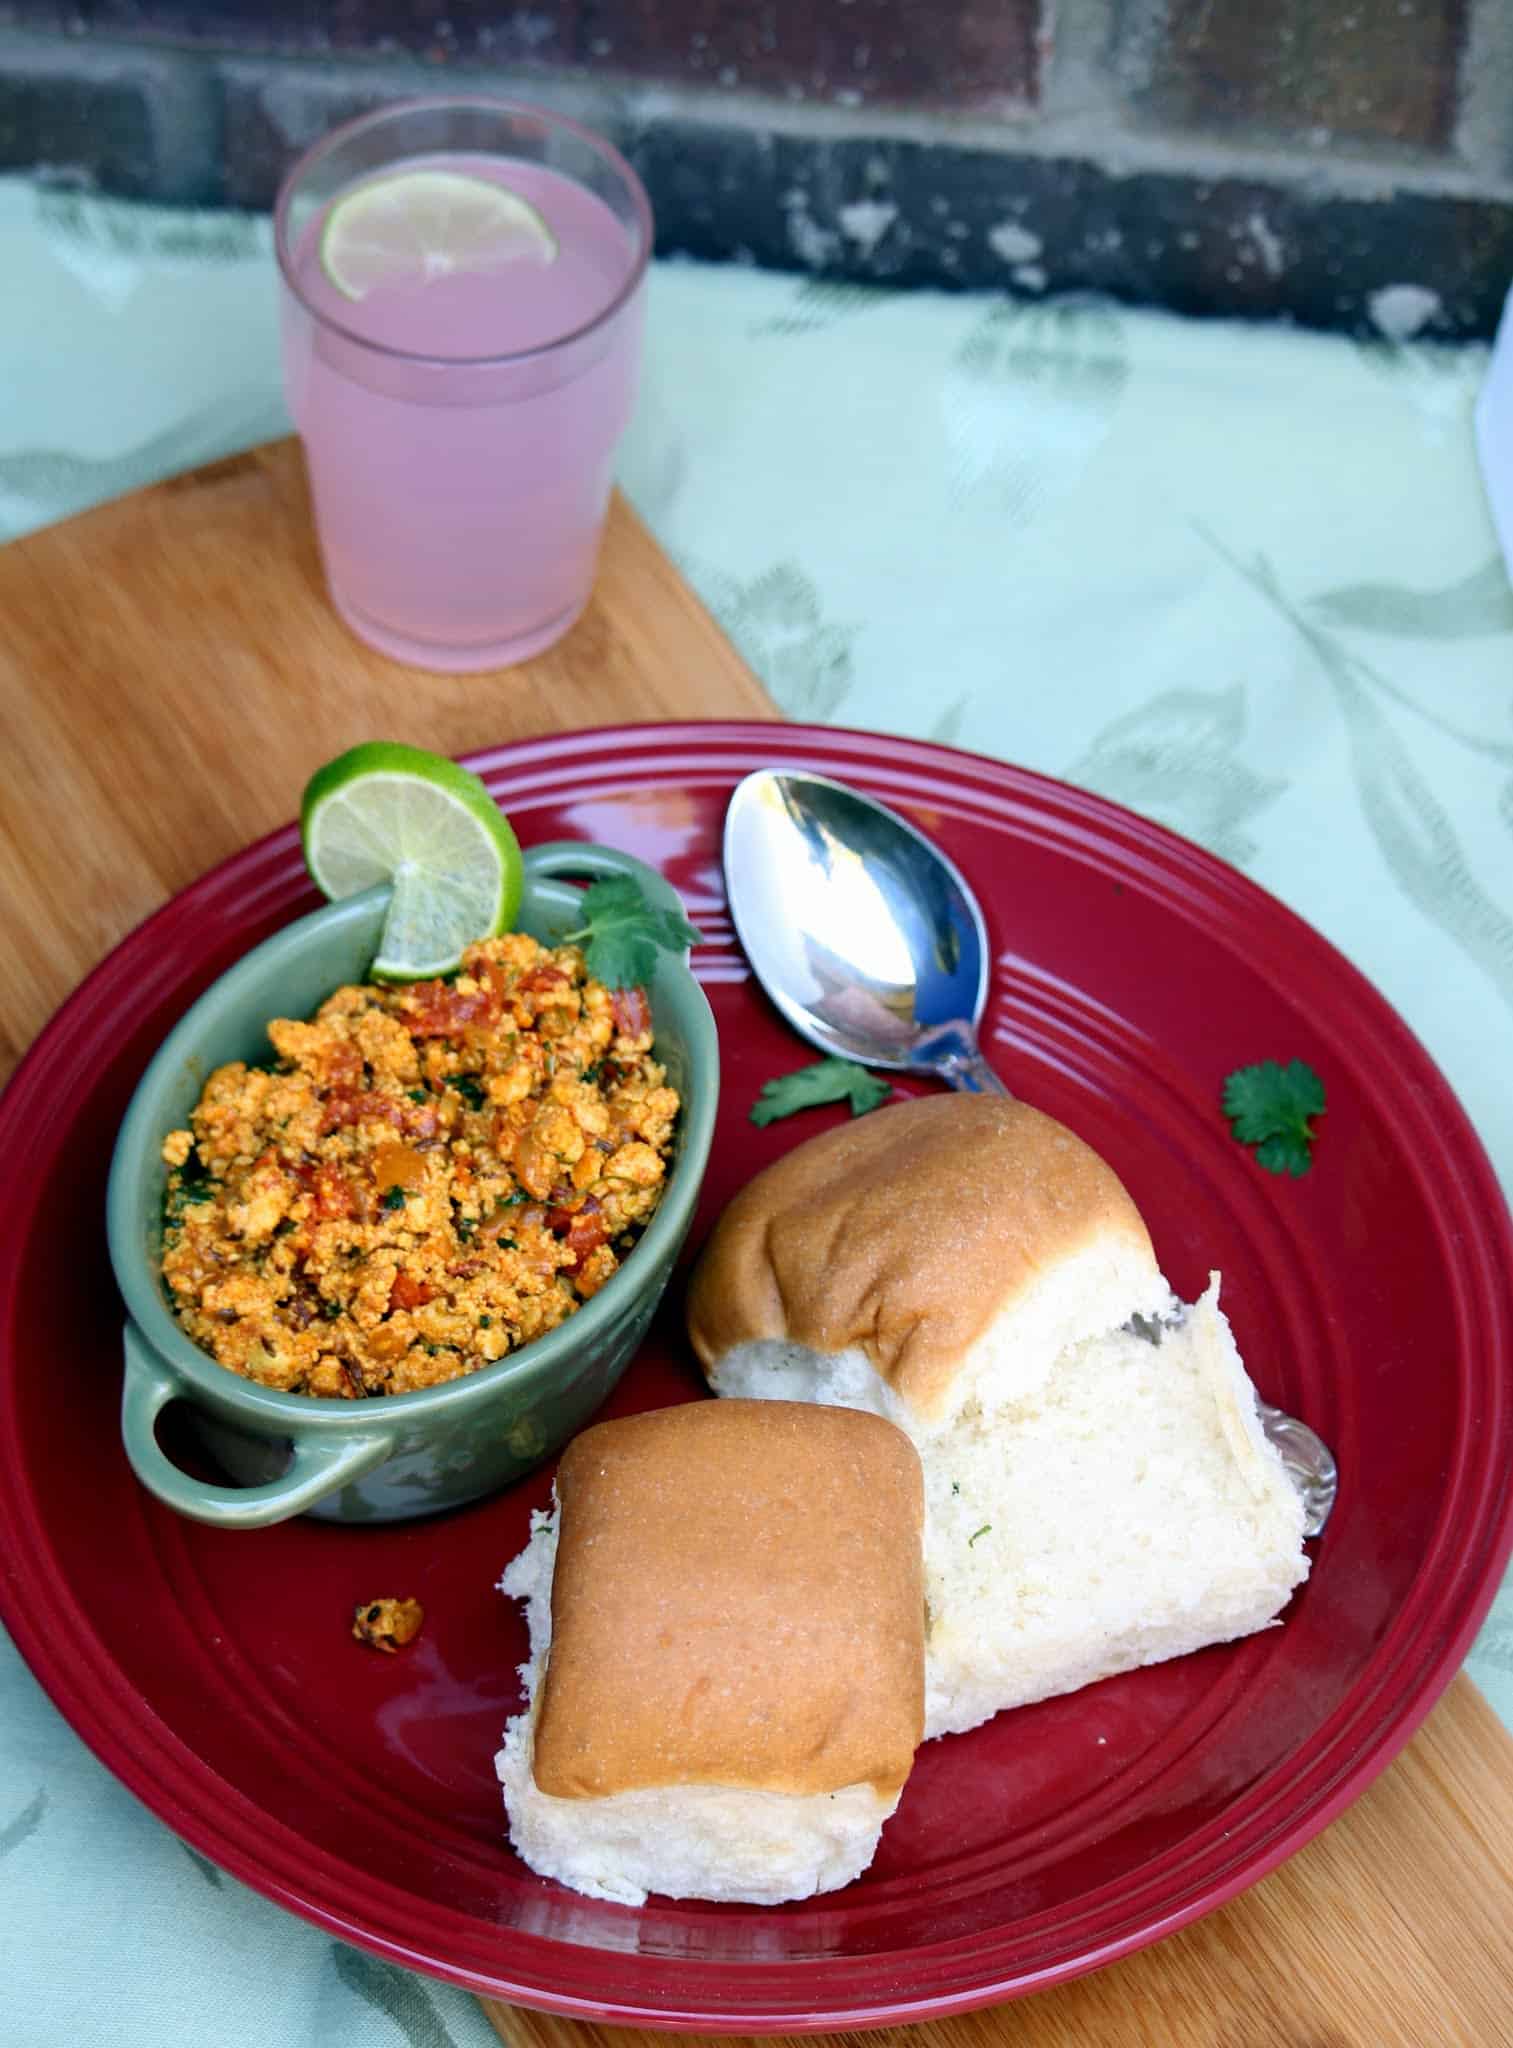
319,167,558,301
300,741,523,980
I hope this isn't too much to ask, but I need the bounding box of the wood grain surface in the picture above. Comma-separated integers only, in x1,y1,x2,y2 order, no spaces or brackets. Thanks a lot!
1,437,1509,2048
0,438,775,1077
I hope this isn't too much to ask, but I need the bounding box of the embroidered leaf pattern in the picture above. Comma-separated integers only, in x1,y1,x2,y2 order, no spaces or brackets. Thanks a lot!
1310,557,1513,639
752,279,884,337
930,695,969,747
0,1789,46,1859
1331,659,1513,1004
37,184,271,265
1067,685,1285,867
1207,534,1513,1010
942,297,1128,524
180,1843,224,1887
0,396,288,538
331,1941,464,2047
679,558,856,721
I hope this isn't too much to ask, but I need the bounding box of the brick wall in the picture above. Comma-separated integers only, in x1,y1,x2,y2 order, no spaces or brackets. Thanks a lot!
1120,0,1471,153
2,0,1511,334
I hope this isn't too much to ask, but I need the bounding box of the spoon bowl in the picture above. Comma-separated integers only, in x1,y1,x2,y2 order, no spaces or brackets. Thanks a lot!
722,768,1009,1093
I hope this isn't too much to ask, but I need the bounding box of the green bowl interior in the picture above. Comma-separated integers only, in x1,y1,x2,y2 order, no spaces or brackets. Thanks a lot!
106,860,718,1429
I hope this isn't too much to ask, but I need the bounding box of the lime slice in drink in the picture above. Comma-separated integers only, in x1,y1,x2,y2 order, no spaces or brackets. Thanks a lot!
319,168,558,302
300,741,524,979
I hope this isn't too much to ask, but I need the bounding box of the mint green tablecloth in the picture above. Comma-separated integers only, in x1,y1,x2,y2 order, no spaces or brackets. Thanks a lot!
3,174,1512,2048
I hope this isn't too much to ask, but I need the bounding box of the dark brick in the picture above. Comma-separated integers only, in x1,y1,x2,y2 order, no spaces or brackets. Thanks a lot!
218,54,417,206
1121,0,1468,153
0,28,219,199
3,0,1040,109
3,0,579,68
611,111,1511,335
4,30,1513,337
573,0,1041,111
215,54,622,208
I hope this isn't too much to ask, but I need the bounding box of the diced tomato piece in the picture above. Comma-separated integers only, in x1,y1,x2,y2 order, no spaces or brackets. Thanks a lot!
565,1212,609,1267
320,1088,378,1134
320,1090,362,1133
519,965,571,996
546,1195,607,1270
295,1162,357,1220
401,980,501,1037
321,1043,364,1091
319,1090,437,1138
610,986,651,1038
388,1270,435,1312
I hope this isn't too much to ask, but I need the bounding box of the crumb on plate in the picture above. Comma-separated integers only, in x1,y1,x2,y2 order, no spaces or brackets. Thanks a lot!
352,1596,425,1653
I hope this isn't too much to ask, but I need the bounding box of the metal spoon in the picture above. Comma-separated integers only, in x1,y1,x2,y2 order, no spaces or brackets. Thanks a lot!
723,767,1008,1094
1254,1401,1339,1539
723,766,1337,1536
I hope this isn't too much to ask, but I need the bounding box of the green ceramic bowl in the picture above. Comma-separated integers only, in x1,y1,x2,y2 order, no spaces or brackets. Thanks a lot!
106,842,718,1529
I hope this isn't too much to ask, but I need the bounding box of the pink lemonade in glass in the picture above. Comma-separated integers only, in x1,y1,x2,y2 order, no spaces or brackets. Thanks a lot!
275,103,652,671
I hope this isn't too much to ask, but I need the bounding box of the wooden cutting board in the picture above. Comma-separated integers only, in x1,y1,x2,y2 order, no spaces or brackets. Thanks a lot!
1,438,1509,2047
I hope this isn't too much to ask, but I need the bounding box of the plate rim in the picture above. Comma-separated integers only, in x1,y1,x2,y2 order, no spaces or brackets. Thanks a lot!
2,717,1511,2031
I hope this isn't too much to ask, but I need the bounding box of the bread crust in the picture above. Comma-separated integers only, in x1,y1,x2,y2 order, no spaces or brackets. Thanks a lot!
686,1094,1158,1421
532,1400,925,1801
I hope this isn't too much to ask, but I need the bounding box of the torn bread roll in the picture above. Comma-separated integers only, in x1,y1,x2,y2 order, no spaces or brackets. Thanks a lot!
687,1094,1310,1741
495,1399,925,1905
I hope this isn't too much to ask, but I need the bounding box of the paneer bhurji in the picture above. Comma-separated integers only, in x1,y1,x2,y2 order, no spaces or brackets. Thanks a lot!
160,931,679,1397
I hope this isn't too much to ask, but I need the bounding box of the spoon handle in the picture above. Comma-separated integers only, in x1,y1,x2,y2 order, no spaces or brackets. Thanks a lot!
911,1022,1013,1096
935,1050,1013,1096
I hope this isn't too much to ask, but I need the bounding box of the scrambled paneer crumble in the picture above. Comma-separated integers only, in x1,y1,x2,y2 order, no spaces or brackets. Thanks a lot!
160,931,679,1398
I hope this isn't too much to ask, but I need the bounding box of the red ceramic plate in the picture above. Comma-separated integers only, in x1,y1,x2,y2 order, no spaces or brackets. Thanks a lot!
2,722,1511,2031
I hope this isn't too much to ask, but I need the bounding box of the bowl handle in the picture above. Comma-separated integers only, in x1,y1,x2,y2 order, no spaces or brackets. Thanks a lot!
525,840,695,933
120,1323,395,1529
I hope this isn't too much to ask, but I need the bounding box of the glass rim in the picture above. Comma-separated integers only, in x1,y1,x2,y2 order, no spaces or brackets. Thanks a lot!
272,92,654,368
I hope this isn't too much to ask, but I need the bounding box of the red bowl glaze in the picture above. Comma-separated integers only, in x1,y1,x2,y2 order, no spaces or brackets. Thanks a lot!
1,721,1510,2031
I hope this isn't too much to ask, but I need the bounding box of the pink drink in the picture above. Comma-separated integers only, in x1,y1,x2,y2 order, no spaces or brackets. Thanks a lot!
277,113,650,672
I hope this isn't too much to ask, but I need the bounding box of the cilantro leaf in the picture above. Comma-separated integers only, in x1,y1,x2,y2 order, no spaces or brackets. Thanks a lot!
560,876,702,989
1222,1059,1326,1177
750,1057,893,1127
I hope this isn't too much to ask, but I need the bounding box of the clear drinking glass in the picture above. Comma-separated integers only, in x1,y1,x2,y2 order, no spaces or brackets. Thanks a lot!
274,97,653,672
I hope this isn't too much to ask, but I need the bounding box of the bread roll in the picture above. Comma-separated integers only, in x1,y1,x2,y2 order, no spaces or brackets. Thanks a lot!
495,1399,925,1904
687,1094,1174,1432
687,1095,1310,1739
